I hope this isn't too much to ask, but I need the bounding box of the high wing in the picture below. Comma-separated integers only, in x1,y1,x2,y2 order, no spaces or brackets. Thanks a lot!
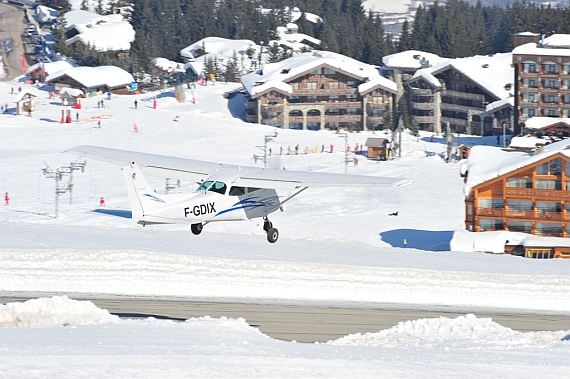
66,145,412,189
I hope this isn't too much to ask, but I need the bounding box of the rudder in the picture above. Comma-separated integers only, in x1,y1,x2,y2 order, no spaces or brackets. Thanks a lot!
121,162,166,222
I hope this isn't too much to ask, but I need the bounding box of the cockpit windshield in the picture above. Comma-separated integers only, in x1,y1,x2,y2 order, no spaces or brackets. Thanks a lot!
196,180,227,195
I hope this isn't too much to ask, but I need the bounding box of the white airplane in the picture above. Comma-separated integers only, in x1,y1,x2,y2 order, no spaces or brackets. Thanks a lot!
68,145,412,243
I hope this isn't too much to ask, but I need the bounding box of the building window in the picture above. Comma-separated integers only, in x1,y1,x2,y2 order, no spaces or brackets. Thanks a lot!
346,94,357,102
536,179,562,190
329,95,339,102
307,109,320,116
347,81,357,88
543,94,558,103
290,82,299,90
521,108,537,117
523,78,539,88
542,62,559,74
372,109,384,117
536,158,562,175
543,79,559,88
306,95,317,102
545,109,559,117
479,219,504,231
522,93,538,103
268,99,278,106
563,63,570,74
536,201,561,214
346,108,358,115
506,178,533,188
508,221,532,233
328,121,339,130
536,222,563,236
522,61,538,73
289,122,303,130
329,81,339,89
467,203,473,216
289,109,302,117
306,82,317,90
479,198,504,209
564,95,570,104
372,96,384,104
322,67,336,75
264,111,278,119
507,199,532,214
327,108,340,115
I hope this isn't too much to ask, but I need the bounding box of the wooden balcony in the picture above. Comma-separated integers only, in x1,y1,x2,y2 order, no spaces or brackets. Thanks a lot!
412,115,435,123
540,102,560,109
442,90,484,101
409,88,434,96
411,102,435,110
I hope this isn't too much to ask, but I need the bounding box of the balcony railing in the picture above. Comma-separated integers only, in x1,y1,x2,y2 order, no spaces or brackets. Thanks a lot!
412,115,435,123
409,88,433,96
411,102,435,110
476,207,570,221
442,90,484,101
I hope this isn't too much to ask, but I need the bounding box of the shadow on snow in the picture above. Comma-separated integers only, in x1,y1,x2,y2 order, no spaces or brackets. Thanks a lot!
92,209,132,218
379,229,455,251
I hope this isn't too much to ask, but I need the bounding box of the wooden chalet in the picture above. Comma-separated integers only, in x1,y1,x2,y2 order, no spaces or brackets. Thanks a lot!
463,140,570,258
365,137,389,160
241,51,397,131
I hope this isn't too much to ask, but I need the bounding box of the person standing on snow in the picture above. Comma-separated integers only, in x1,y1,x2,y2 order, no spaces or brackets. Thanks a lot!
4,192,9,206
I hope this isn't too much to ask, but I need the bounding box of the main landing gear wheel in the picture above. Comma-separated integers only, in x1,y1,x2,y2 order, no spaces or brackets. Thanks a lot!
267,227,279,243
191,223,203,235
263,218,273,232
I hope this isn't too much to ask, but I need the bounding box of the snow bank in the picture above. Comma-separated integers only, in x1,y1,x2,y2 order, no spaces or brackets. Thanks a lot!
0,296,119,327
329,314,569,348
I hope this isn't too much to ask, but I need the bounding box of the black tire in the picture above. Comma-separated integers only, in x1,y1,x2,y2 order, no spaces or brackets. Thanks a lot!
267,227,279,243
191,223,203,235
263,221,273,232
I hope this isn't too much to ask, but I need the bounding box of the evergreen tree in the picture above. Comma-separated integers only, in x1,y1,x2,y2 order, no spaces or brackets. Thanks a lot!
224,51,241,82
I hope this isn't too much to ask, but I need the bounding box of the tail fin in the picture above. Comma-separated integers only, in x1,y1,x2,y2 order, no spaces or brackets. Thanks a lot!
122,162,167,222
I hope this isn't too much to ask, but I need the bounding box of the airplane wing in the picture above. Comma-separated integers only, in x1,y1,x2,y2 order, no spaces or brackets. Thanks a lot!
66,145,412,189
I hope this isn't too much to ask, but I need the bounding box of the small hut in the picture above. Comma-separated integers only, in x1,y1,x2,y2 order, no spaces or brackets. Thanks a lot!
365,137,389,160
458,144,471,160
13,89,42,115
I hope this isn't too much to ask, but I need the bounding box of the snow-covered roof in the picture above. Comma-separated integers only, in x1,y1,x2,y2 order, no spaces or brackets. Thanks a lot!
241,51,396,97
525,117,570,130
46,66,134,89
485,97,514,113
512,42,570,57
181,37,260,77
409,69,443,89
13,88,43,103
508,136,547,149
462,138,570,196
542,34,570,48
63,10,134,51
25,61,75,76
382,50,447,70
415,53,513,100
60,87,84,97
275,27,320,48
154,58,184,72
289,7,322,23
181,37,257,61
36,5,59,23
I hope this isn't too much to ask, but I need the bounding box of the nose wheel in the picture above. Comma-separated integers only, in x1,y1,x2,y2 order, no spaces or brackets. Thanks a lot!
264,217,278,243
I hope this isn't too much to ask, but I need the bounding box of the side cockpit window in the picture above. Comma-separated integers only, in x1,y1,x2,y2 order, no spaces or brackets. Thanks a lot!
209,181,227,194
229,186,246,196
196,180,226,194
